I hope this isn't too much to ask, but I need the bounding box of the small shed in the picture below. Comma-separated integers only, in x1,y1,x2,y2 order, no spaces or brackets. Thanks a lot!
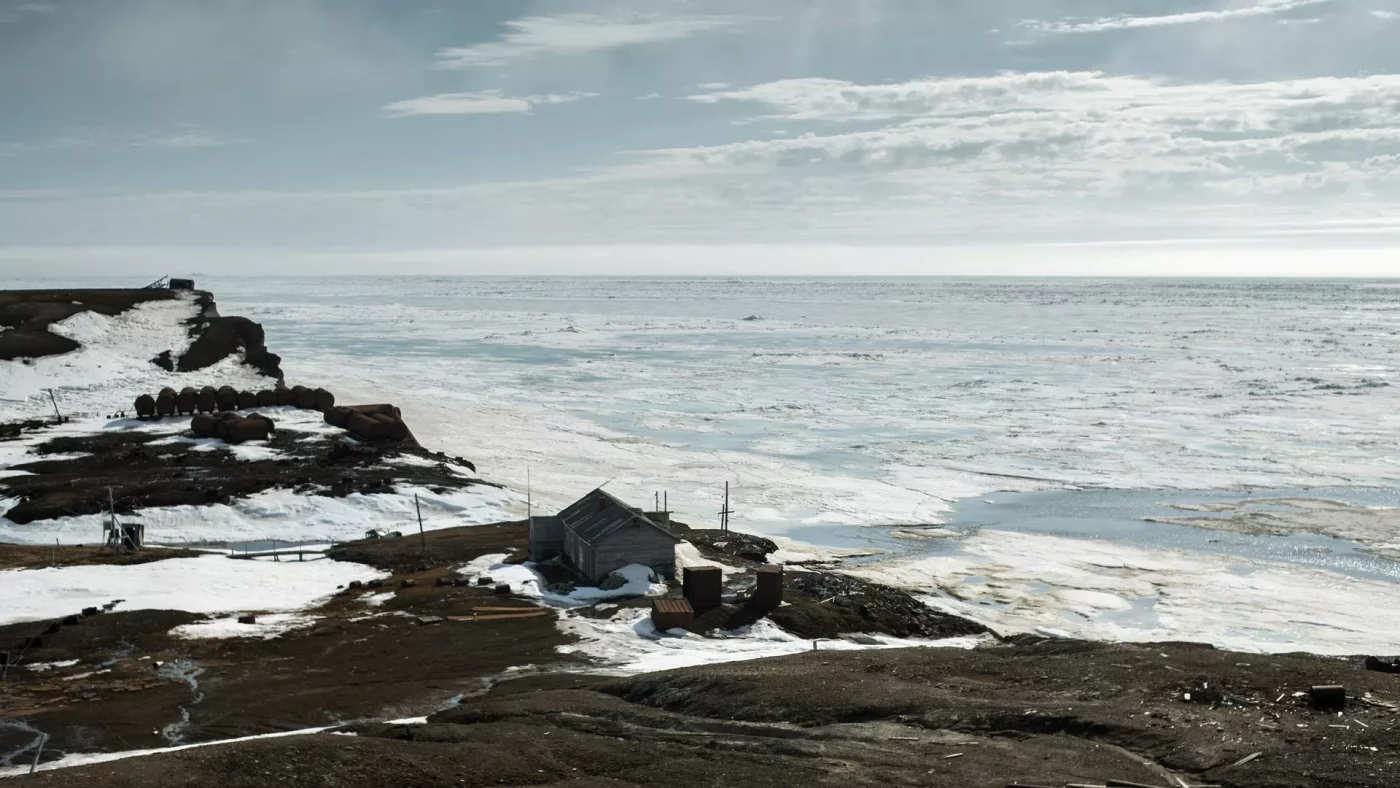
546,488,681,584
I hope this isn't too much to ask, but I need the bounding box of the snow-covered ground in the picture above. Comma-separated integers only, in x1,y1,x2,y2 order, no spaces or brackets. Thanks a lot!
557,606,988,675
1,292,269,420
455,553,669,607
0,552,383,626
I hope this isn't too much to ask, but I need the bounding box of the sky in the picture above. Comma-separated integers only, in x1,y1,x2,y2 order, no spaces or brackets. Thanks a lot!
1,0,1399,275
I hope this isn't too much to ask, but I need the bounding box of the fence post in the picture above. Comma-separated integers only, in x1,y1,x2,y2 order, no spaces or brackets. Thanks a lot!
416,494,426,554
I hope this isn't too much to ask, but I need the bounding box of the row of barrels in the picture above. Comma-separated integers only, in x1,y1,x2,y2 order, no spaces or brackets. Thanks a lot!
134,385,334,419
191,412,275,444
325,404,411,442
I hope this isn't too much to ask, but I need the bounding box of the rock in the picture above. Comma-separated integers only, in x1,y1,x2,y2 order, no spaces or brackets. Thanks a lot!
348,580,363,590
685,530,778,563
1366,656,1400,674
179,316,283,379
400,578,417,588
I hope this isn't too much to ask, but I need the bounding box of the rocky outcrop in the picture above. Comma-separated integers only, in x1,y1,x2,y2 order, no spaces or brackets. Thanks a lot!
0,289,175,361
177,316,283,379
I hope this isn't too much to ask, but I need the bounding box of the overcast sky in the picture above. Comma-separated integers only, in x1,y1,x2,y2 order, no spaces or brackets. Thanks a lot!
2,0,1398,275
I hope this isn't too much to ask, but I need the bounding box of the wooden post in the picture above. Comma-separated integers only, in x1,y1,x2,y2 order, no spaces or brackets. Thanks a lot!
415,494,426,554
44,389,61,422
29,732,48,774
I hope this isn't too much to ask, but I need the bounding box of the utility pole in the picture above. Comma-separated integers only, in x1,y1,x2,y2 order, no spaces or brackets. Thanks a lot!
719,482,733,533
415,493,426,554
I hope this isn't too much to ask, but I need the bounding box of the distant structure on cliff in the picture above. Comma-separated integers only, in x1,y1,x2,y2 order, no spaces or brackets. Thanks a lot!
528,488,679,584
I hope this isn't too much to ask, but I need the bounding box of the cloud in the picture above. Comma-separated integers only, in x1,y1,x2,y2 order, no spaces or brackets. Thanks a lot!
635,92,663,100
0,2,56,23
1373,10,1400,19
652,72,1400,211
434,12,746,68
1023,0,1331,34
381,90,596,117
696,82,730,89
1,125,243,155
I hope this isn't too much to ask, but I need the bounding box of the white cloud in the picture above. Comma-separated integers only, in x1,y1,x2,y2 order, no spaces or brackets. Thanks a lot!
0,2,56,23
696,81,730,89
1277,17,1323,24
1372,10,1400,19
1024,0,1331,34
434,13,746,68
635,92,663,100
382,90,596,117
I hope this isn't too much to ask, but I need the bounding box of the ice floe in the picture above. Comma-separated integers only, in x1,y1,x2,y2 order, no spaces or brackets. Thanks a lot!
845,529,1400,655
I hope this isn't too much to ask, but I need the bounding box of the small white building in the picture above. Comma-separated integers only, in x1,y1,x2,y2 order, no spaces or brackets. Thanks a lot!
528,488,680,584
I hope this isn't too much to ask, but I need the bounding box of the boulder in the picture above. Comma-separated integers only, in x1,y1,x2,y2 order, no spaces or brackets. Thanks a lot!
134,394,157,419
177,316,283,379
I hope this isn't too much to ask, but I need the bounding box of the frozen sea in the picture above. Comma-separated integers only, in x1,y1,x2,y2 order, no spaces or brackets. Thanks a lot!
9,275,1400,653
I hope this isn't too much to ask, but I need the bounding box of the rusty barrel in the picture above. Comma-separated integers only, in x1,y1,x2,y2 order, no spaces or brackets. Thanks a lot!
347,412,390,441
324,407,352,428
197,386,217,413
224,417,271,444
313,388,335,411
177,387,197,415
236,390,257,410
275,387,294,406
134,394,157,419
255,390,277,407
215,385,238,412
191,413,219,438
155,387,177,417
372,413,410,442
294,386,315,409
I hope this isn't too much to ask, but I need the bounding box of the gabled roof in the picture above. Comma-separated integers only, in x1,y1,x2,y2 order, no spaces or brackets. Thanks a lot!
558,488,680,548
